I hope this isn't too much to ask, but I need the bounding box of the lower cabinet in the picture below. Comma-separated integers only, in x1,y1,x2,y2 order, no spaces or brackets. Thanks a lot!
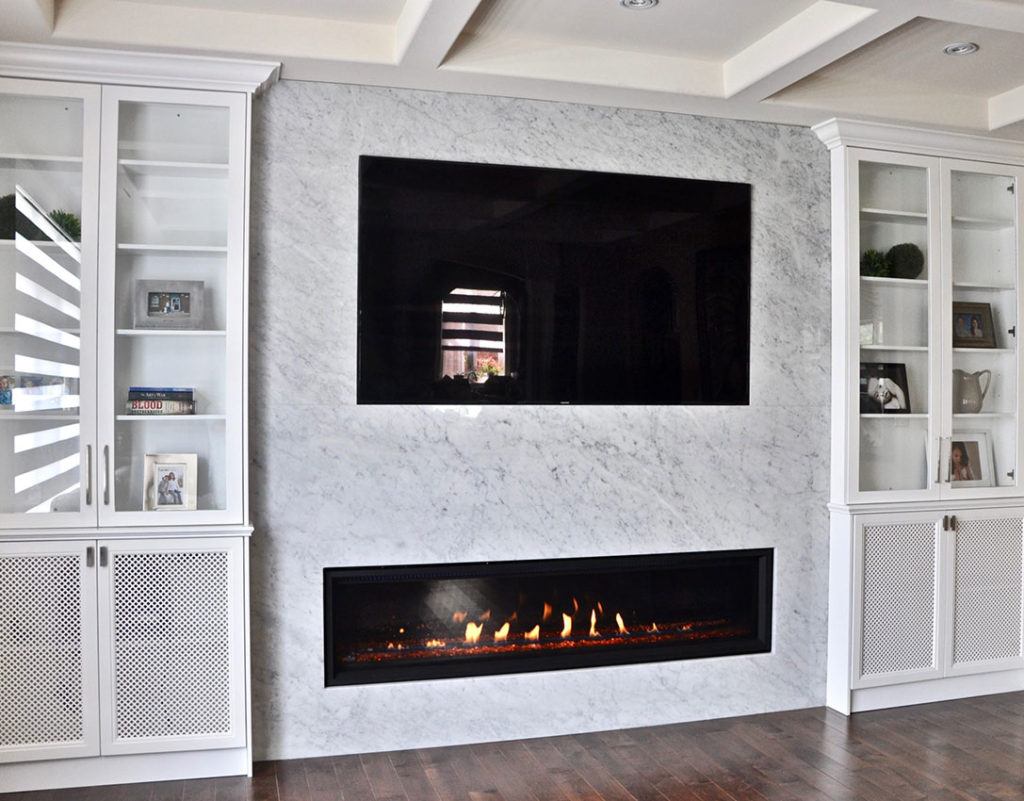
830,507,1024,711
0,536,247,768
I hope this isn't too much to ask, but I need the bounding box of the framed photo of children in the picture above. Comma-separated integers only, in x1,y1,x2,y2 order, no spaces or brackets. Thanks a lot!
952,302,997,349
143,453,198,511
948,433,994,488
859,362,912,414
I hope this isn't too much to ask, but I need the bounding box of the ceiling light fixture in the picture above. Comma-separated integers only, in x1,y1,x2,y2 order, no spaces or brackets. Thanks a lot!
943,42,979,56
620,0,659,8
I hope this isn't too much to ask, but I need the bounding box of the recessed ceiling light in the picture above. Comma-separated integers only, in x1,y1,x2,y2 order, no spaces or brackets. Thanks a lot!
943,42,979,56
620,0,659,8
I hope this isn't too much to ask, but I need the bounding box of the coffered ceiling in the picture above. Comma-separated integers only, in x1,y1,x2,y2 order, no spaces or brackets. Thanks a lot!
6,0,1024,137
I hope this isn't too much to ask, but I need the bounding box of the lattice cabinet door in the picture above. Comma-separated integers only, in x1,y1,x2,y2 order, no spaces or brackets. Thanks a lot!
946,514,1024,676
96,537,246,755
0,540,99,763
853,518,943,687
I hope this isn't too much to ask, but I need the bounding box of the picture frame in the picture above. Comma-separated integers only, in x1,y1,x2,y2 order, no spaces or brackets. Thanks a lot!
133,279,205,330
952,301,997,349
949,432,994,488
143,453,198,511
859,362,912,414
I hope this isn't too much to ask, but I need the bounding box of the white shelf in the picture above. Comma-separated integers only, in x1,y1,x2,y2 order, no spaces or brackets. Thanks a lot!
953,412,1015,419
117,243,227,255
860,276,928,288
953,347,1015,354
116,414,226,422
952,215,1014,230
0,153,82,164
0,239,78,249
860,208,927,223
116,329,226,337
0,328,80,334
0,411,79,421
953,281,1015,291
860,413,928,419
861,345,928,352
119,158,228,178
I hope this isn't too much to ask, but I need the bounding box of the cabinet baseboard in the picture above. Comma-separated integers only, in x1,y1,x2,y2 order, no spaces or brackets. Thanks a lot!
0,747,251,793
839,669,1024,714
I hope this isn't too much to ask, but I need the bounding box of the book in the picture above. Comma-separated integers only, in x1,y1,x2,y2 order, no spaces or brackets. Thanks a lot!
125,399,196,415
128,386,194,401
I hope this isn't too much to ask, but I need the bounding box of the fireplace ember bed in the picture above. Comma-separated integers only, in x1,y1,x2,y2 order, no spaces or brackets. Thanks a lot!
324,549,772,686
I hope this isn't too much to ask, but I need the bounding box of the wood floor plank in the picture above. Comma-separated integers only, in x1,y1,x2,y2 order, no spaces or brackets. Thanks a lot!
332,754,377,801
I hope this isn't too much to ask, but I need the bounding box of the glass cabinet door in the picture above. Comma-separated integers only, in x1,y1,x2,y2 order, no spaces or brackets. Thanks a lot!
944,162,1023,497
854,153,940,498
97,87,245,525
0,80,98,526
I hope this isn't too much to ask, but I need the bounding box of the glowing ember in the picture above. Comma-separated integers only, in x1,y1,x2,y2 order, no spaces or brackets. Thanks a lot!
590,609,598,637
480,609,491,622
616,613,628,635
525,624,540,641
425,639,445,648
597,601,604,615
651,623,658,633
465,622,484,644
561,613,572,638
542,603,553,622
494,622,510,642
452,611,467,624
398,627,405,634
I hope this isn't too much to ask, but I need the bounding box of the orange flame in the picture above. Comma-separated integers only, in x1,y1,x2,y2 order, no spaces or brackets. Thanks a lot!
590,609,598,637
525,624,540,642
452,611,467,624
480,609,492,622
651,623,658,633
572,597,580,614
465,622,484,644
561,613,572,638
494,622,510,642
597,601,604,615
542,603,553,622
616,613,628,634
425,639,445,648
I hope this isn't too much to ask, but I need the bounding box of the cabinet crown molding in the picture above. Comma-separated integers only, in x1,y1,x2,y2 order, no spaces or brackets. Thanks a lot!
814,117,1024,165
0,41,279,94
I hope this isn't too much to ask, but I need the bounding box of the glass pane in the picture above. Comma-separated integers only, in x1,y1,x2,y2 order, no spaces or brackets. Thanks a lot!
113,100,228,513
949,169,1018,492
0,93,84,515
857,161,931,492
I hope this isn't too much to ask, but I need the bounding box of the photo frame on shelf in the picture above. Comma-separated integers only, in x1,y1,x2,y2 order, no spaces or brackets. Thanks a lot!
859,362,912,414
952,301,997,349
949,432,994,488
143,452,198,511
133,279,205,330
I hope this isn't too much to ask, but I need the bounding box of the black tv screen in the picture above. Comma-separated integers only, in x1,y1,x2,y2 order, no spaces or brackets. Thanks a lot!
357,156,750,405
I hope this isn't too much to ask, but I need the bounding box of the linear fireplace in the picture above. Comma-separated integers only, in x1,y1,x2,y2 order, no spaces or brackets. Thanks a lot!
324,549,772,686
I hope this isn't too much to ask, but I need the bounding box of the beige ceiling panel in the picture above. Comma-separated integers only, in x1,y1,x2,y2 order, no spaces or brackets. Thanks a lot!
121,0,406,24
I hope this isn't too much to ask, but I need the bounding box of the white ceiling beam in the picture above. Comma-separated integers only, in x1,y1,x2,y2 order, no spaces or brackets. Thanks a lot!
723,1,913,101
989,84,1024,131
395,0,483,68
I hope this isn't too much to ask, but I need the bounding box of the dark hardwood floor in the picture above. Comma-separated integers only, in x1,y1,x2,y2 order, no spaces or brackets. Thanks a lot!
10,692,1024,801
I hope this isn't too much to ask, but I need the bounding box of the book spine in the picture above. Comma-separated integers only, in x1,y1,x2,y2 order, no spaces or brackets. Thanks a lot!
128,390,194,401
125,399,195,415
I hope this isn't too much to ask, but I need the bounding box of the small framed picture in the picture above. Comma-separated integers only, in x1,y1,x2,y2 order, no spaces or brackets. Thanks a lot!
143,453,198,511
859,362,912,414
133,280,205,330
952,302,997,349
949,432,994,488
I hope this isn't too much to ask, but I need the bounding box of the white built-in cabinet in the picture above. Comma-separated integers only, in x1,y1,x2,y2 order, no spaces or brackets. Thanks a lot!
0,44,278,793
818,119,1024,715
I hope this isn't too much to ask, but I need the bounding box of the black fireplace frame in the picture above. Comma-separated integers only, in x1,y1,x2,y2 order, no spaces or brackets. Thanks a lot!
324,548,773,686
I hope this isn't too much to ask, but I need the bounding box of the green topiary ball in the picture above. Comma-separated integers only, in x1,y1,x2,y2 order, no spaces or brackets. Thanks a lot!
860,249,890,277
49,209,81,241
887,242,924,280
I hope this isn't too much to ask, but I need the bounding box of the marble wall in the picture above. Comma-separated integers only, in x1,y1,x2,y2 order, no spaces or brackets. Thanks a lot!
248,81,831,760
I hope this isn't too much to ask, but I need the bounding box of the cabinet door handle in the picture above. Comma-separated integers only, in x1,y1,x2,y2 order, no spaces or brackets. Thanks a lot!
86,546,95,568
103,445,110,506
942,515,949,531
99,546,108,568
951,515,958,532
85,445,92,506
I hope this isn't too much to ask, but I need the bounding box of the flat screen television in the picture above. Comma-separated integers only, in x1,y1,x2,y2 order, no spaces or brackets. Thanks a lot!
357,156,750,405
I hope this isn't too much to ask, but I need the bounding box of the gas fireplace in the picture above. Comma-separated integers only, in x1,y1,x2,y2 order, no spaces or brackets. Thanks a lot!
324,549,772,685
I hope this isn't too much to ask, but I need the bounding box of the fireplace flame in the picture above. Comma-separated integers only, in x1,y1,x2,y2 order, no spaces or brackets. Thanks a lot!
494,622,510,642
651,623,658,633
452,611,467,624
465,622,484,644
525,624,540,642
589,609,598,637
616,613,628,634
542,603,553,622
597,601,604,615
480,609,491,622
572,597,579,614
425,639,445,648
561,613,572,638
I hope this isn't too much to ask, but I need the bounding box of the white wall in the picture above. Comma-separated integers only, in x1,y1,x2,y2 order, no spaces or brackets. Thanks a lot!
248,81,832,760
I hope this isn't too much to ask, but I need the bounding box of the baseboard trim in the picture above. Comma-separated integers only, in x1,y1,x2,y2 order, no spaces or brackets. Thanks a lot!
849,669,1024,713
0,747,250,793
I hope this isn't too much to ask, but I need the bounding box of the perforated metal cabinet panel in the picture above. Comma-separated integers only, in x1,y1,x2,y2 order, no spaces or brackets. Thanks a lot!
0,541,99,762
97,537,245,755
951,517,1024,669
859,521,940,681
